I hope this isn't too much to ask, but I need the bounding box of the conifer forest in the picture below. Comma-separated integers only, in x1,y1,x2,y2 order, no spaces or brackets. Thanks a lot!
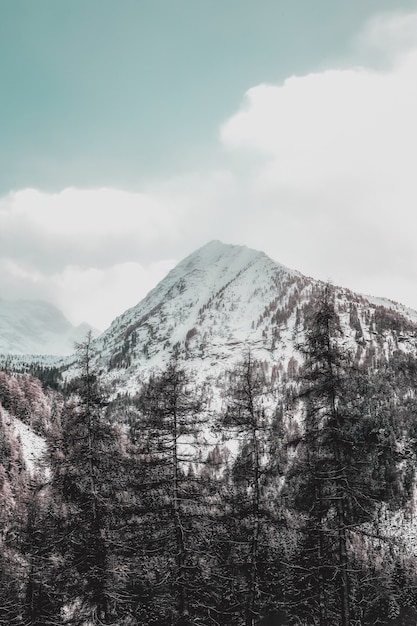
2,288,417,626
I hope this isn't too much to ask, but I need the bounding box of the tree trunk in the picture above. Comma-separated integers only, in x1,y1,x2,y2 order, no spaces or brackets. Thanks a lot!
173,401,190,622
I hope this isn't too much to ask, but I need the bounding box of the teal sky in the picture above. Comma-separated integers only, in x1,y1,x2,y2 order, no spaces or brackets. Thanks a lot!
2,1,417,330
2,0,416,194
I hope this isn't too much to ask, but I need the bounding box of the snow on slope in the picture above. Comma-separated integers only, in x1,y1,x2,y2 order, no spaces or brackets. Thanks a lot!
93,241,320,393
364,294,417,325
93,240,417,397
3,240,417,479
12,416,48,475
3,240,417,399
0,405,47,475
0,298,97,356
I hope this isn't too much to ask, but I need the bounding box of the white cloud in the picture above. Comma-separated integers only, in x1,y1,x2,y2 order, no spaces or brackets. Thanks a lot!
3,11,417,328
0,174,239,328
0,257,176,330
220,63,417,193
0,187,184,268
48,261,176,330
354,10,417,60
0,173,236,270
218,11,417,304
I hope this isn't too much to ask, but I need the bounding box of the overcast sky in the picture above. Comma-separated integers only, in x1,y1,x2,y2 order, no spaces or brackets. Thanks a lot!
2,1,417,331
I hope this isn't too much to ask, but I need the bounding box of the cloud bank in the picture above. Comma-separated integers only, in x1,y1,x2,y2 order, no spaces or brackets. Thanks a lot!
219,10,417,300
0,175,237,329
2,11,417,329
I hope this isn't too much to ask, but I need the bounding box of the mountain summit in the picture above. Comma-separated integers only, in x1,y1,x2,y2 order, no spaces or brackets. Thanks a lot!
95,240,302,374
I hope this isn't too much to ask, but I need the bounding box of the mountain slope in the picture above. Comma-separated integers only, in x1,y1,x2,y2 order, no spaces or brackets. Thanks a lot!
95,241,302,375
3,243,417,626
95,240,417,394
0,298,97,356
3,241,417,388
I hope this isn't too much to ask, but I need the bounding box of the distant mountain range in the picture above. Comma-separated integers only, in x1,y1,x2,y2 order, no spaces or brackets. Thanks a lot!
0,298,97,356
3,241,417,390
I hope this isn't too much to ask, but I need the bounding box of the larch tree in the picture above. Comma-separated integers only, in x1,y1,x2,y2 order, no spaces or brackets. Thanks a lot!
49,331,126,624
0,402,32,625
216,351,285,626
128,355,207,626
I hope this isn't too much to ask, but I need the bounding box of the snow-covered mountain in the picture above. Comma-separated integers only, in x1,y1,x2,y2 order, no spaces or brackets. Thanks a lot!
3,241,417,387
94,240,417,394
0,298,97,356
5,241,417,626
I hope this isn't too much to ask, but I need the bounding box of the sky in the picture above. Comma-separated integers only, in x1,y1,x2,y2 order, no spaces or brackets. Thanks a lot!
2,0,417,331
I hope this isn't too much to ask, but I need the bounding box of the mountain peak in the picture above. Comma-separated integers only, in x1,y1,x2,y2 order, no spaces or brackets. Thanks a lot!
179,240,263,269
192,239,257,257
171,240,294,288
95,240,308,381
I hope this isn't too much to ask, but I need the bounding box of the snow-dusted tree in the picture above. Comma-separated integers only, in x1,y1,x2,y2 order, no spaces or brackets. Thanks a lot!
0,463,23,625
20,483,64,626
288,286,362,625
49,332,127,624
0,400,33,624
286,285,404,626
215,352,286,626
128,356,207,625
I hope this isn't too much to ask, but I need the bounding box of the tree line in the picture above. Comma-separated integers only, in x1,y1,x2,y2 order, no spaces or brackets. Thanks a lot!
2,287,417,625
